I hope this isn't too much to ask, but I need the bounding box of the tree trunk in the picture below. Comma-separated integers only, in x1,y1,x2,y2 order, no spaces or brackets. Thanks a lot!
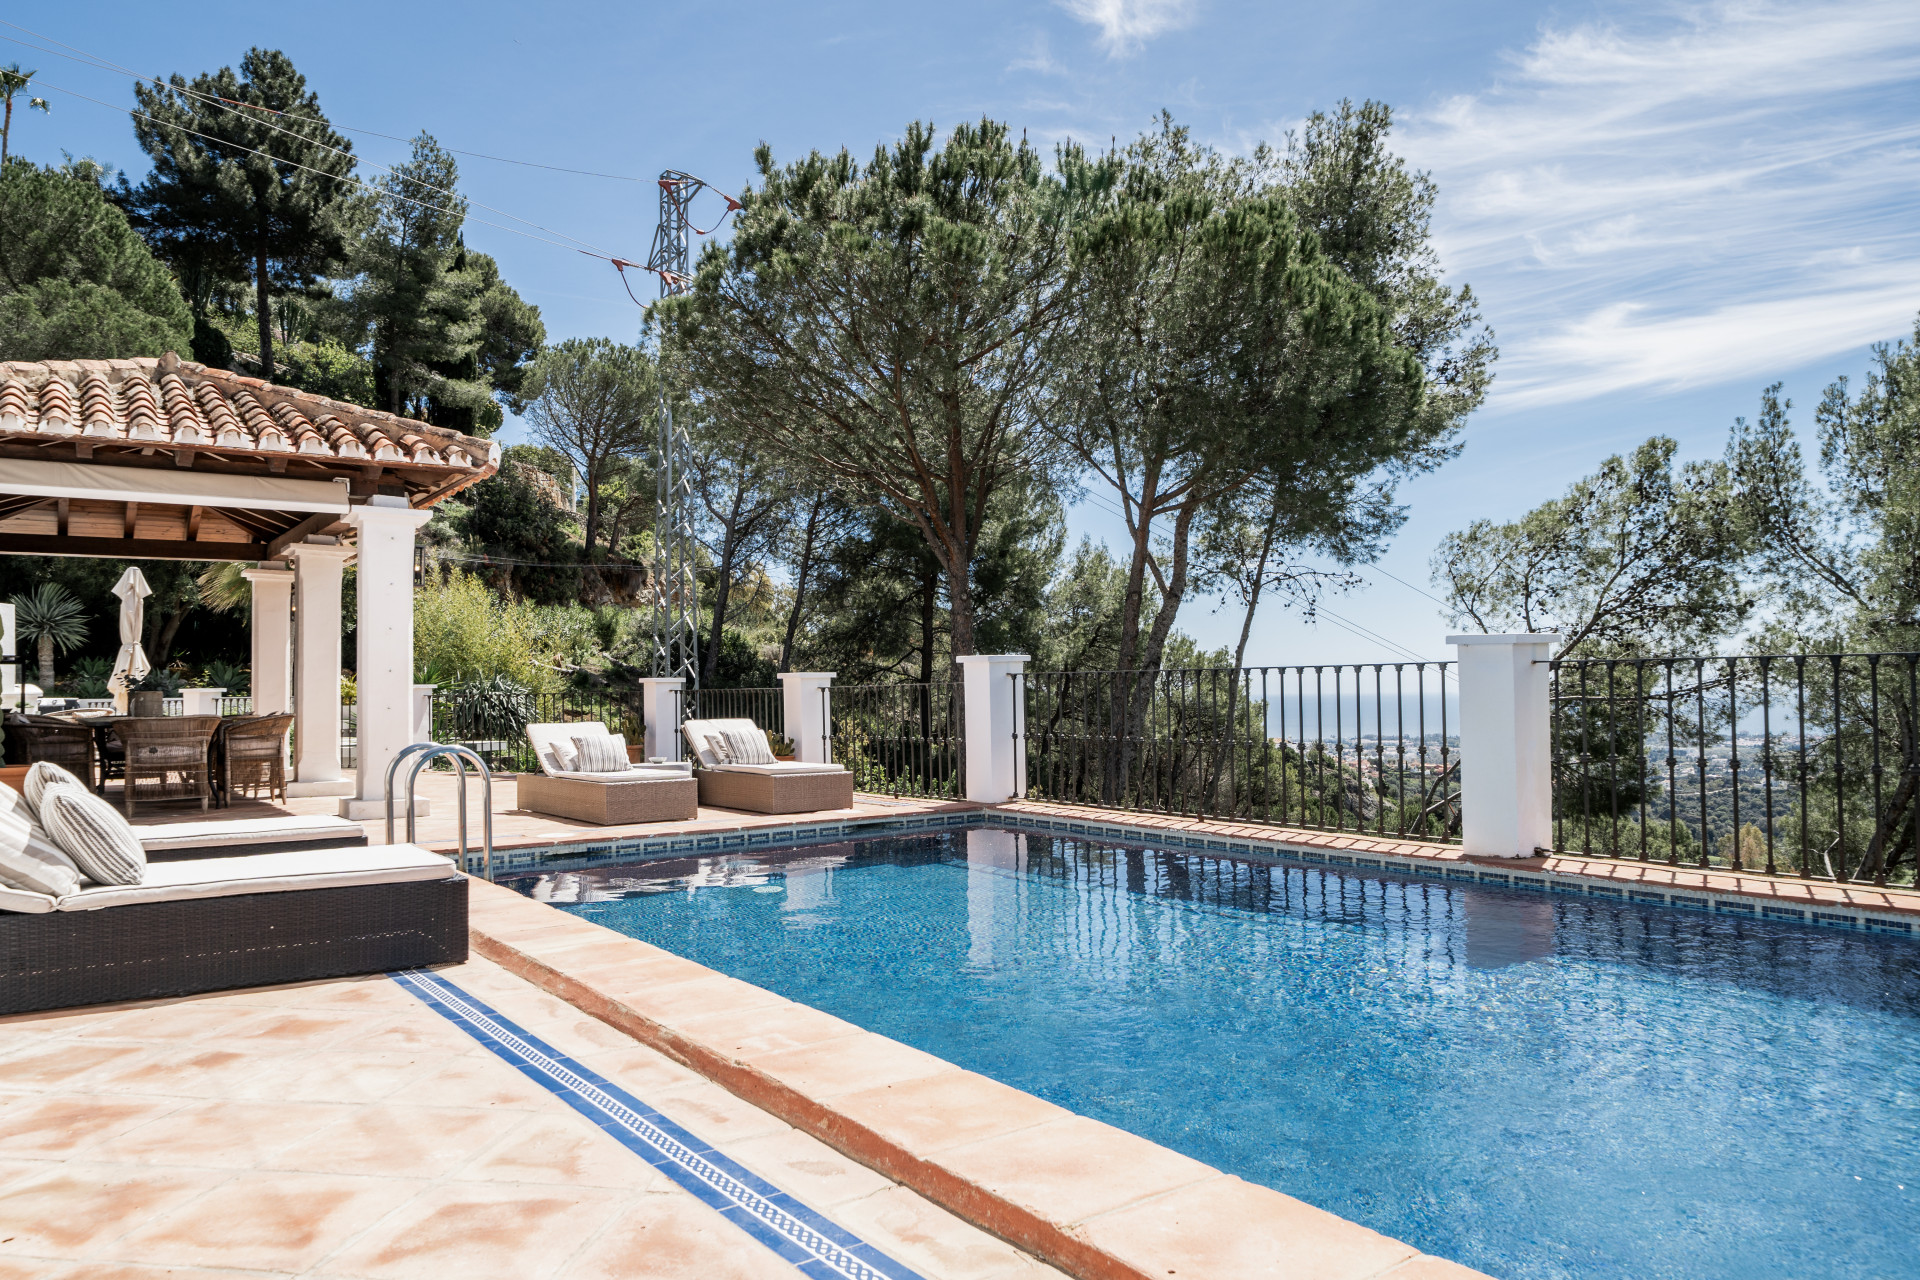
918,560,939,687
779,496,824,673
581,462,603,555
254,228,274,377
3,97,13,166
702,536,738,686
942,554,976,659
149,610,186,673
36,633,53,689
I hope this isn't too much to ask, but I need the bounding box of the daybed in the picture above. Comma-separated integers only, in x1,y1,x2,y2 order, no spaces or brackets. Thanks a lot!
1,772,463,1016
132,813,368,860
518,722,699,825
681,717,855,815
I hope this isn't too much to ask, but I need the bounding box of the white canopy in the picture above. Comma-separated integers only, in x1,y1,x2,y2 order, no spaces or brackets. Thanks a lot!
108,567,151,712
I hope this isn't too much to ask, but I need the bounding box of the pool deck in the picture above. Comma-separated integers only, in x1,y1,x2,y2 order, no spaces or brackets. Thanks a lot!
0,952,1071,1280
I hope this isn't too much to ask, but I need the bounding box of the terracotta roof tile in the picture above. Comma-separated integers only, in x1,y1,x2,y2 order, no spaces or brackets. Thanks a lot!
0,355,495,479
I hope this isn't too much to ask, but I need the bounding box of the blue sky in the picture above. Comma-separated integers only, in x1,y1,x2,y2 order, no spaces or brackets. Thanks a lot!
17,1,1920,666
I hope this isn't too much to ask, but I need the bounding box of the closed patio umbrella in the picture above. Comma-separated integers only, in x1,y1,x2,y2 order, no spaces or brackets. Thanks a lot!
109,567,152,713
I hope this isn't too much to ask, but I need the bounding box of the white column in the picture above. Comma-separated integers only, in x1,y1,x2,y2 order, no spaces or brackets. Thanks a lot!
778,672,835,763
1449,633,1559,858
639,678,686,762
284,540,355,798
0,602,16,710
179,687,226,716
342,500,433,819
241,564,294,715
956,654,1028,804
412,684,438,745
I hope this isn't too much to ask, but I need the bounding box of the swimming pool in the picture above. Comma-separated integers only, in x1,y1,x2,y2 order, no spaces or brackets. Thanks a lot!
504,828,1920,1280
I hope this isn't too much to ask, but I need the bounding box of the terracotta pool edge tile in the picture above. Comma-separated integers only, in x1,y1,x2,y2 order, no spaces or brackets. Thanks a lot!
469,881,1476,1280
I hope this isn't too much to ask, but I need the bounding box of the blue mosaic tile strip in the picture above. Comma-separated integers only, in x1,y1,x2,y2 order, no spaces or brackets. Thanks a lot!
391,969,928,1280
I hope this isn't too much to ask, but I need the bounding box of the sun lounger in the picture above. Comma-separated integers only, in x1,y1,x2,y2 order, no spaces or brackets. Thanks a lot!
517,722,699,825
0,842,466,1015
680,717,856,814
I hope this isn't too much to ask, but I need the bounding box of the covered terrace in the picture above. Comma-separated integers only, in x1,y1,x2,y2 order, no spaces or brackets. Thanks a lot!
0,352,498,818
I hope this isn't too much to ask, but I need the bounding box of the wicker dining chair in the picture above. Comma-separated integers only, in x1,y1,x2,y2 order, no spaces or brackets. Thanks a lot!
11,719,97,791
119,715,221,816
220,713,293,805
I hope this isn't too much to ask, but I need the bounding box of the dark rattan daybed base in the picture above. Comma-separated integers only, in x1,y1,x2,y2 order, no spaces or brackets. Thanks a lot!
0,876,468,1016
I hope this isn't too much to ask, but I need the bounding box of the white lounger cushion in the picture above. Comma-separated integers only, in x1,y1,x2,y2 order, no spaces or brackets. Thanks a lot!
133,814,366,852
0,882,56,914
704,761,848,777
560,767,693,784
56,844,457,912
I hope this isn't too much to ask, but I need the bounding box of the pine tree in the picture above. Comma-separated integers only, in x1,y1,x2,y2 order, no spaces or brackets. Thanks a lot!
121,48,354,373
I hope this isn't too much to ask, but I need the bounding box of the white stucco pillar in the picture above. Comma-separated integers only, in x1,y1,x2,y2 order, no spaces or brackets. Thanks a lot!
0,602,17,711
179,687,226,716
412,684,438,746
284,540,355,797
957,654,1029,804
778,672,835,763
241,564,294,716
1450,633,1559,858
342,500,433,819
639,678,685,762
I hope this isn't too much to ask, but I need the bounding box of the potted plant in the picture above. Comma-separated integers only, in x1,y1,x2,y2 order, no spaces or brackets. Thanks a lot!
767,730,797,762
128,669,180,717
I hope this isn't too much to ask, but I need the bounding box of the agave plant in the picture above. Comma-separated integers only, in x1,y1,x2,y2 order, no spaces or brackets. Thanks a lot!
199,658,249,693
442,674,537,752
64,656,113,698
13,582,87,689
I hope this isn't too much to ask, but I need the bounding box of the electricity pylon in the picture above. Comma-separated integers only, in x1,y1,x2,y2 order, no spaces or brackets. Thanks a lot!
644,172,737,687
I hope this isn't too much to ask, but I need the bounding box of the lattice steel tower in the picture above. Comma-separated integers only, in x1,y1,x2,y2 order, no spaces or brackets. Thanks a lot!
644,171,730,687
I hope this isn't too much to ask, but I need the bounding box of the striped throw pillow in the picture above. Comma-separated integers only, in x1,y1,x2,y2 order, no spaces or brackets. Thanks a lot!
23,760,83,811
570,732,629,773
719,725,776,765
38,783,145,887
0,806,82,898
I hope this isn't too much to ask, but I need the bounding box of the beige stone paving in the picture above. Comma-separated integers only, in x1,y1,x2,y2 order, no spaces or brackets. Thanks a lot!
0,958,1065,1280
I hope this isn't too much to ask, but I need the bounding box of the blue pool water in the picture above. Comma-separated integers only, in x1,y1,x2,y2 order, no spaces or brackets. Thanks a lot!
504,829,1920,1280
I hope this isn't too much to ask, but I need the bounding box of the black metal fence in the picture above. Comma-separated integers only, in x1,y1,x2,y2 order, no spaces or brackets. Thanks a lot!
429,686,643,773
830,681,965,798
1020,664,1459,840
1550,653,1920,885
681,686,786,741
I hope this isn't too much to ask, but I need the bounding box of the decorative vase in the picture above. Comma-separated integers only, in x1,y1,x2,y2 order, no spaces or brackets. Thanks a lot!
130,691,164,717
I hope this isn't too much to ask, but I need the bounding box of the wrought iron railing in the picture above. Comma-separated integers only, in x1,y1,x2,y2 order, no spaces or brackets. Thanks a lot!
340,700,357,769
830,681,964,798
1549,653,1920,885
681,686,785,738
1020,664,1460,840
429,687,643,773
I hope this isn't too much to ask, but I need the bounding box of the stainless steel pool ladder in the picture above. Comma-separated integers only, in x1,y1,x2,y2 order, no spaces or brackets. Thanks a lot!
384,741,495,881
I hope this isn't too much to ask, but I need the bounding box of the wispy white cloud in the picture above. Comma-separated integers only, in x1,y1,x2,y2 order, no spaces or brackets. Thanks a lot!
1009,29,1067,76
1058,0,1197,56
1397,0,1920,408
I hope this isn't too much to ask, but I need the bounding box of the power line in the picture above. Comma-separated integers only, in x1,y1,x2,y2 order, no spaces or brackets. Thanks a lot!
0,19,648,183
36,77,628,265
8,46,618,261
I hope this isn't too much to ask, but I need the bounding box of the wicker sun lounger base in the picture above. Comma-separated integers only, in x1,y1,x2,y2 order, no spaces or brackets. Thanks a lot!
517,773,699,825
697,768,856,815
0,876,468,1016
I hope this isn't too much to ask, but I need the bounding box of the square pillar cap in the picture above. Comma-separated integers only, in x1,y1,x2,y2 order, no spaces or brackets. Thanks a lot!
954,654,1031,665
1447,633,1560,647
